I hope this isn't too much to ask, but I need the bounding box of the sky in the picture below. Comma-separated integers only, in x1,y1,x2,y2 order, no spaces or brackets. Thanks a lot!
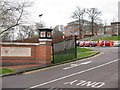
118,1,120,22
24,0,119,27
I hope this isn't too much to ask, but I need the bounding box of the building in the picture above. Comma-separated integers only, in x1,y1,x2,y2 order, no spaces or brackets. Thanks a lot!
105,22,120,35
64,20,91,39
64,20,120,39
64,20,103,39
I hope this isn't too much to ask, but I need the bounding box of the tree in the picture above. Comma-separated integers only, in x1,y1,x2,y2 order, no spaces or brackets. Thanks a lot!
86,8,101,36
71,6,86,39
0,0,32,40
52,25,63,37
52,25,64,43
111,18,117,35
35,22,45,30
103,19,107,35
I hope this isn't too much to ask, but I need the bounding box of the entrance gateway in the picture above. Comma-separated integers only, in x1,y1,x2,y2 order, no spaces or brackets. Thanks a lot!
1,28,77,67
1,28,53,66
52,36,77,64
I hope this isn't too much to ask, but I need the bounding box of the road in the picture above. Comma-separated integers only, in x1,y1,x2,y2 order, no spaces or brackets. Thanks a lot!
2,47,119,90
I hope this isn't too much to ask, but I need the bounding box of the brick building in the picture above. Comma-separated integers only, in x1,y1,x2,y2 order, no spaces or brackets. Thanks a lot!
64,20,103,39
105,22,120,35
64,20,91,39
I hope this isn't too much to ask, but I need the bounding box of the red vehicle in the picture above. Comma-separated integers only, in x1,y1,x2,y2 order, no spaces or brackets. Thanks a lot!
91,41,97,47
84,41,91,47
105,41,110,46
100,41,105,46
79,41,85,47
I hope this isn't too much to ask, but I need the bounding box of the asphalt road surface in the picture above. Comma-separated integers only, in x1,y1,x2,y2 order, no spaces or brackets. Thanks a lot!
2,47,119,90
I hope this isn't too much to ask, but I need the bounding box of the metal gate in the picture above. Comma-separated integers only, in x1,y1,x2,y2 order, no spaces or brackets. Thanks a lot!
52,37,77,64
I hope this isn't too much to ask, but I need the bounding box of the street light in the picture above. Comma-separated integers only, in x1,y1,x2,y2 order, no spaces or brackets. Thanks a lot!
39,14,43,28
39,14,43,17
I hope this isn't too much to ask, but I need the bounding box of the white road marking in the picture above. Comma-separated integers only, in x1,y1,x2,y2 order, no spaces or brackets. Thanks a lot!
64,80,105,88
63,61,92,70
64,80,78,85
81,61,92,64
26,58,119,89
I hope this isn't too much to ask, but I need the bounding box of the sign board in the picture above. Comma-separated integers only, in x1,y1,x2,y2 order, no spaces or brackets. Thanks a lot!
40,31,45,37
47,32,51,38
1,47,31,57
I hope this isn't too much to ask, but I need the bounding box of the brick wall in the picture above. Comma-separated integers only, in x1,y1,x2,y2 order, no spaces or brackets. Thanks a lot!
0,42,52,66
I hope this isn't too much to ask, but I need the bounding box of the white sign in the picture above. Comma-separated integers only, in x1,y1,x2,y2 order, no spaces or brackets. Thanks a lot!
1,47,31,57
40,31,45,37
47,32,51,38
64,79,105,88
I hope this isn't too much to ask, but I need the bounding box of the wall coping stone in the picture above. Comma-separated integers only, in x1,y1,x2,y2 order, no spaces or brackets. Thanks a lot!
0,42,40,46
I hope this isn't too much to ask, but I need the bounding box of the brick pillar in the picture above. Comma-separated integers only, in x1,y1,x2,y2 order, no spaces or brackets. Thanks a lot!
35,40,52,65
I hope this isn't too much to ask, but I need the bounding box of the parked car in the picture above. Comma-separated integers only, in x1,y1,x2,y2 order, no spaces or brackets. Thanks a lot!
84,41,91,47
96,40,104,47
105,41,110,47
79,41,85,47
91,41,97,47
113,41,120,47
76,40,80,46
100,41,105,46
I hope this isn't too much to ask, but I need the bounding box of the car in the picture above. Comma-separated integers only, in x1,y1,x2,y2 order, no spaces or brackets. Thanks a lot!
100,41,105,46
105,41,110,47
91,41,97,47
113,41,120,47
79,41,85,47
96,40,105,47
84,41,91,47
76,40,80,46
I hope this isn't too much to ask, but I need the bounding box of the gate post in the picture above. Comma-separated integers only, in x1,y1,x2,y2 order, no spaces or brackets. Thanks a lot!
36,28,52,65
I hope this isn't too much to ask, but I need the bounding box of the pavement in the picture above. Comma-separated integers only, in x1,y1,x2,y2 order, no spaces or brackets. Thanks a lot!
1,64,51,77
1,47,119,89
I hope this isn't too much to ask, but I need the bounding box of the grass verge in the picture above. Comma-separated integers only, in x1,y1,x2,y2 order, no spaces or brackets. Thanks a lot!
77,47,92,53
93,36,120,41
77,51,96,59
0,68,15,74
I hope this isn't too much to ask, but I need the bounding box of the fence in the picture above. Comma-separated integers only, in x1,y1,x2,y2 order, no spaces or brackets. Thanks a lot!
52,37,77,64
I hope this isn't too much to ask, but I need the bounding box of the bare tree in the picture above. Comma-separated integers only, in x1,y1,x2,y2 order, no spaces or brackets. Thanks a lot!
53,25,63,37
0,0,32,40
86,8,101,36
103,19,107,35
111,18,117,35
72,6,86,39
35,22,45,30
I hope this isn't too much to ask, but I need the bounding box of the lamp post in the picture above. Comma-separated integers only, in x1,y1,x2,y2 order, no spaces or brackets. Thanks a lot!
74,34,77,58
70,32,77,59
39,14,43,28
